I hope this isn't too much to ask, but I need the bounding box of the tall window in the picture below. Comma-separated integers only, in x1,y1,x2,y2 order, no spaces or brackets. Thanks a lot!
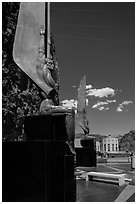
112,144,114,151
108,144,110,151
104,144,106,151
116,144,118,151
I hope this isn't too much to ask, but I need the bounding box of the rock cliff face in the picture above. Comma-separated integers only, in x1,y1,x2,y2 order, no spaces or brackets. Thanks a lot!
118,130,135,152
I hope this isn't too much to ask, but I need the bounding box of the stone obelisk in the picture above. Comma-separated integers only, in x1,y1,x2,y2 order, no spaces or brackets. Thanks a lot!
77,75,90,135
76,75,96,167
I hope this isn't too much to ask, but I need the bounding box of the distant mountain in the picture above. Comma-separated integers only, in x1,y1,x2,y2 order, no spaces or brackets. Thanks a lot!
115,135,123,140
119,130,135,152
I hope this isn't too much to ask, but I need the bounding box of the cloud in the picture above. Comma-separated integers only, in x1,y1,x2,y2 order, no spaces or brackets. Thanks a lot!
117,107,123,112
121,101,133,105
107,99,116,103
98,107,104,111
98,106,109,111
92,99,116,111
61,99,77,109
86,84,93,90
117,100,133,112
61,98,89,110
92,101,108,109
86,87,115,98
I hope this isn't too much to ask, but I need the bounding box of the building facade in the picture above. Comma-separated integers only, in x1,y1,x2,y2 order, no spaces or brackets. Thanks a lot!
96,141,101,152
102,135,119,153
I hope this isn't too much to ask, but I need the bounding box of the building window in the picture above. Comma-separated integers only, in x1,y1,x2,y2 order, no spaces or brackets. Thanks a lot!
112,144,114,151
116,144,118,151
104,144,106,151
108,144,110,151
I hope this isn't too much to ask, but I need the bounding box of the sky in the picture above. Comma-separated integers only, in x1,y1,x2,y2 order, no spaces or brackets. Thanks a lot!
50,2,135,136
1,2,135,137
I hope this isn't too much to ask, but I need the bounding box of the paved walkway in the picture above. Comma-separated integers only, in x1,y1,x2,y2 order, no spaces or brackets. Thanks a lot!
76,162,135,202
114,184,135,202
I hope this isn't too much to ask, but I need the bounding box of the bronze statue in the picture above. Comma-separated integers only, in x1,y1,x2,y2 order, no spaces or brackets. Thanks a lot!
13,2,75,155
13,3,59,105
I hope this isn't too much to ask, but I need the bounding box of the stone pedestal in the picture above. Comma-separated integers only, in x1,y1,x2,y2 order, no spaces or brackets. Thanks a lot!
76,147,96,167
76,138,96,167
2,115,76,202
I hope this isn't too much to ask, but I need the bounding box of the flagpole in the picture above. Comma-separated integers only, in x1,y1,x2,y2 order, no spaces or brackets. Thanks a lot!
47,2,50,59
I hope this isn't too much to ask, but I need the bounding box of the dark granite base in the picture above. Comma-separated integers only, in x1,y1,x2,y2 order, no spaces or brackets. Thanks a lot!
76,147,96,167
2,141,76,202
24,115,68,141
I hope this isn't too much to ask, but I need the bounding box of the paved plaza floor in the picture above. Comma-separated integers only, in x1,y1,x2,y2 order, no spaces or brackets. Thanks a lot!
76,160,135,202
